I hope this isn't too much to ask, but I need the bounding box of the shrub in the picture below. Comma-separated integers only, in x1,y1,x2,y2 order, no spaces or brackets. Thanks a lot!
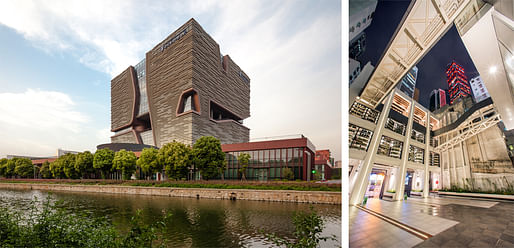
283,168,294,181
0,196,171,248
266,207,337,248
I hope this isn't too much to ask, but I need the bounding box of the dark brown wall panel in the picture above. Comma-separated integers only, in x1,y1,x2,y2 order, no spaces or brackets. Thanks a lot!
190,20,251,144
111,67,136,131
113,18,250,147
146,20,195,147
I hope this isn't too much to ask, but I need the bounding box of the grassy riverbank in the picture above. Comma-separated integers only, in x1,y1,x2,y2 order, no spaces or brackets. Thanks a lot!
0,179,341,192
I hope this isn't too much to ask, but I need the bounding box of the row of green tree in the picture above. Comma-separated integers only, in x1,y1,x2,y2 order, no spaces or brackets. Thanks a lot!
0,137,233,180
0,157,35,179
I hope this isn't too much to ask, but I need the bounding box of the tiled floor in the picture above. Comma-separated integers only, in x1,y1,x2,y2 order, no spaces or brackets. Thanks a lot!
363,198,459,236
349,206,424,248
350,196,514,248
408,196,498,208
415,200,514,247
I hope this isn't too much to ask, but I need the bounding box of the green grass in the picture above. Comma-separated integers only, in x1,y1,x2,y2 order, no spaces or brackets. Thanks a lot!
0,179,341,192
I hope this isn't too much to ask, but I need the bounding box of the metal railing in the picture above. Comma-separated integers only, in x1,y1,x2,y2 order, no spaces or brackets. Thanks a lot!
350,102,380,124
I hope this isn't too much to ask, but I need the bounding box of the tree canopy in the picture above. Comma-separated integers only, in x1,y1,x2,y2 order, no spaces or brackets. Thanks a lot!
40,161,52,179
75,151,94,178
0,158,9,178
192,136,225,180
14,158,34,178
158,141,191,180
112,149,137,180
238,153,251,181
60,153,78,179
137,148,160,174
93,149,115,179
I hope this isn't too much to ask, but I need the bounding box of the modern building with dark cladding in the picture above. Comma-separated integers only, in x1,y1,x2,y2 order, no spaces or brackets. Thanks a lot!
110,18,250,147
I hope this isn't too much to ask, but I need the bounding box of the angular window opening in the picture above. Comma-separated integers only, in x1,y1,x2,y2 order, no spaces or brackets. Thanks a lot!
177,89,200,115
210,101,243,124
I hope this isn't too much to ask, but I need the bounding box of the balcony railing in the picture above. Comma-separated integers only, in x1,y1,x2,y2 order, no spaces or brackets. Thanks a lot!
385,118,406,135
411,129,425,143
408,145,424,164
430,152,440,167
430,137,438,147
377,135,403,159
350,102,380,124
349,124,373,151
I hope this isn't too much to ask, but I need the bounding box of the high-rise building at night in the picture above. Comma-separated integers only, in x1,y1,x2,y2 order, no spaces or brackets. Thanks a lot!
469,76,490,103
396,66,418,98
349,32,366,60
429,89,446,111
349,58,361,85
349,0,377,42
413,88,420,102
446,61,471,104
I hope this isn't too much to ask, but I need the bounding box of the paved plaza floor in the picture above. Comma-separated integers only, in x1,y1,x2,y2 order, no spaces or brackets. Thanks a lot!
349,195,514,248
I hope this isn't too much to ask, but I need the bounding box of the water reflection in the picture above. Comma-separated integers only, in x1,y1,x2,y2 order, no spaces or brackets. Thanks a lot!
0,189,341,247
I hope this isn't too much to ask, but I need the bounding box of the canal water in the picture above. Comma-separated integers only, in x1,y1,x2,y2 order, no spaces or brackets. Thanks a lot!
0,189,341,247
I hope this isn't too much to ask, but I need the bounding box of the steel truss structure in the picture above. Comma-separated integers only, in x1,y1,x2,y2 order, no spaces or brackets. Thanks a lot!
359,0,471,107
434,113,501,152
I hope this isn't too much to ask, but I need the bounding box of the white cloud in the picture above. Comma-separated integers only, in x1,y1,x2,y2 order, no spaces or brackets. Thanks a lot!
0,89,88,132
0,89,106,157
0,0,342,160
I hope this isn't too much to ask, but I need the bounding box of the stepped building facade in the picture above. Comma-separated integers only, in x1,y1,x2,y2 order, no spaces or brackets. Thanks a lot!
110,18,250,147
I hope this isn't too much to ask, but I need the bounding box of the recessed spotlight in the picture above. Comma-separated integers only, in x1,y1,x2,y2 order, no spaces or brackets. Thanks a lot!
489,66,497,74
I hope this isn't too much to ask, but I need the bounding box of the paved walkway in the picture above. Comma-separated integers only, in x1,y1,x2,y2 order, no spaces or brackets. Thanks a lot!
349,196,514,248
349,205,424,248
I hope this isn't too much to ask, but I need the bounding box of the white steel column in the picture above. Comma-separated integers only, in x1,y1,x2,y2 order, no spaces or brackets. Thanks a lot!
423,111,430,198
349,92,395,206
459,141,470,180
393,99,415,201
451,143,458,187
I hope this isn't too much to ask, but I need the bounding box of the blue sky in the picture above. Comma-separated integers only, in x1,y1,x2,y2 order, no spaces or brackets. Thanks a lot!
0,0,341,160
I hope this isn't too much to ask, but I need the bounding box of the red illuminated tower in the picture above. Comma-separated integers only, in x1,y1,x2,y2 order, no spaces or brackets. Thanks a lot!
446,61,471,104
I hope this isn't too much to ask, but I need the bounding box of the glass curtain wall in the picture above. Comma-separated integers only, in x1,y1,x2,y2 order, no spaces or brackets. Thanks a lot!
224,148,306,180
134,59,149,115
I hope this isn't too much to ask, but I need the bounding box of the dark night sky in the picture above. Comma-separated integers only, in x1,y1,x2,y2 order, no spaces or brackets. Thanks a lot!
357,0,478,108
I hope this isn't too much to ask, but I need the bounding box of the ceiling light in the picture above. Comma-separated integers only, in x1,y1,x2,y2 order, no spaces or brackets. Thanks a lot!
489,66,497,74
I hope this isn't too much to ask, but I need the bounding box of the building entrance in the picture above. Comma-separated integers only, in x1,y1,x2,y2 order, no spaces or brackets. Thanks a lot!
365,169,386,199
405,170,414,197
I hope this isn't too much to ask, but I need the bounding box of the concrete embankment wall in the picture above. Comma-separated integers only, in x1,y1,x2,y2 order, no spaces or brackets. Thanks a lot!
0,183,341,205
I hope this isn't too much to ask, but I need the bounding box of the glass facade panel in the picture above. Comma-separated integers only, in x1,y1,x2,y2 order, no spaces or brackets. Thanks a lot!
140,130,154,146
221,147,311,180
349,102,380,123
263,150,269,164
287,148,293,165
385,118,406,135
259,150,264,167
408,145,425,164
411,129,425,143
377,136,403,159
134,59,149,115
280,149,286,163
430,152,440,167
349,124,373,151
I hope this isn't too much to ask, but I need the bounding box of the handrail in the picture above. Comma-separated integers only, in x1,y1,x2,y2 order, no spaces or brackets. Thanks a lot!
433,97,493,136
